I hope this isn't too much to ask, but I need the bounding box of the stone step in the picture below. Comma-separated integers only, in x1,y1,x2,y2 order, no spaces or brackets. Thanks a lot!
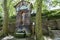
16,38,26,40
51,30,60,37
16,37,35,40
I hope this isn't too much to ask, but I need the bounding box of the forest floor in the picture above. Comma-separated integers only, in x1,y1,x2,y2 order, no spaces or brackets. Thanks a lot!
1,30,60,40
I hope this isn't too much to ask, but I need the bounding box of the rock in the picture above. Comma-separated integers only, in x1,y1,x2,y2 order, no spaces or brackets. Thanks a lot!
44,36,53,40
1,35,14,40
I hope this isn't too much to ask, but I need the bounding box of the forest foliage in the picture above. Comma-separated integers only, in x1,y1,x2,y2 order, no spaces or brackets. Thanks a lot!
0,0,60,39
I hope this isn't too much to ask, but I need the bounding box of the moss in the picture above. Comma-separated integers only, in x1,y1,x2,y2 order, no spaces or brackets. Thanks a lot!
0,31,3,37
14,33,25,38
0,31,6,39
49,31,54,39
26,33,31,37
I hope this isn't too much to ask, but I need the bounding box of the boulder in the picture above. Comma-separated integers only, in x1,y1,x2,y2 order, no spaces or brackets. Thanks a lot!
1,35,14,40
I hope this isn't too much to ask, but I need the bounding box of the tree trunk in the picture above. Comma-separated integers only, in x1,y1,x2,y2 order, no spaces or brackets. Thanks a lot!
2,0,9,35
35,0,44,40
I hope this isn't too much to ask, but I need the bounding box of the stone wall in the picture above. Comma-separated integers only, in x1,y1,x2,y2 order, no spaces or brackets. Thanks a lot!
42,18,60,30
